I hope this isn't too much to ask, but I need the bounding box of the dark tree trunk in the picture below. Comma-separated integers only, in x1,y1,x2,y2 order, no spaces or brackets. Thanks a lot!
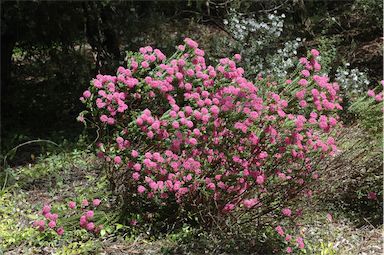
1,24,16,98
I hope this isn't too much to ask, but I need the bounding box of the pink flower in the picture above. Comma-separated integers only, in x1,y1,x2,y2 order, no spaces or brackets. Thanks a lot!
131,150,139,158
149,181,158,191
298,79,308,86
275,225,284,236
195,48,205,56
329,117,337,126
375,93,383,102
138,185,146,194
282,208,292,217
33,220,45,229
48,221,56,228
147,131,154,139
313,62,321,71
310,49,320,57
83,90,91,98
86,210,94,219
79,216,87,227
296,237,305,249
93,79,102,88
367,192,377,200
82,199,89,207
56,227,64,236
133,163,142,171
184,38,198,48
172,121,180,129
93,199,101,207
301,70,310,77
256,175,265,185
299,100,307,108
44,212,52,220
189,138,197,145
107,117,115,125
42,205,51,215
49,213,58,221
234,54,241,61
132,172,140,180
210,105,220,115
243,198,258,209
207,182,216,190
114,156,122,164
295,90,306,100
100,115,108,123
299,57,308,65
286,247,293,253
367,90,375,97
141,61,149,68
116,137,124,144
86,222,95,231
223,203,235,212
68,201,76,209
79,215,87,227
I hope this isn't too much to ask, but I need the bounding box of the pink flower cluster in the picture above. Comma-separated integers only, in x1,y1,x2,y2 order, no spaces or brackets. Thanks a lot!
81,39,343,253
33,204,64,235
32,198,103,237
367,88,383,102
276,225,305,252
76,199,103,234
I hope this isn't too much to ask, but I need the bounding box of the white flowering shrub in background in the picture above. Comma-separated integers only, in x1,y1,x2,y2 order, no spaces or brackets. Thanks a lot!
218,10,303,79
219,9,375,97
223,10,284,41
264,39,302,78
335,64,370,94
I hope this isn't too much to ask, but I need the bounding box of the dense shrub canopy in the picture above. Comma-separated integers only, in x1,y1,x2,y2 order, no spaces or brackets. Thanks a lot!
80,38,344,252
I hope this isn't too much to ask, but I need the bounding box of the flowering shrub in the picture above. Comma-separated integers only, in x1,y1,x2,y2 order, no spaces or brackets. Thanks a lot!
80,38,343,253
335,64,370,93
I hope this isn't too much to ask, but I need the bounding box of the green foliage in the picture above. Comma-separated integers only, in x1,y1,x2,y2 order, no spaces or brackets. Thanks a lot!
54,240,99,255
315,36,339,73
316,124,383,226
0,192,38,251
0,149,121,253
349,87,383,141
